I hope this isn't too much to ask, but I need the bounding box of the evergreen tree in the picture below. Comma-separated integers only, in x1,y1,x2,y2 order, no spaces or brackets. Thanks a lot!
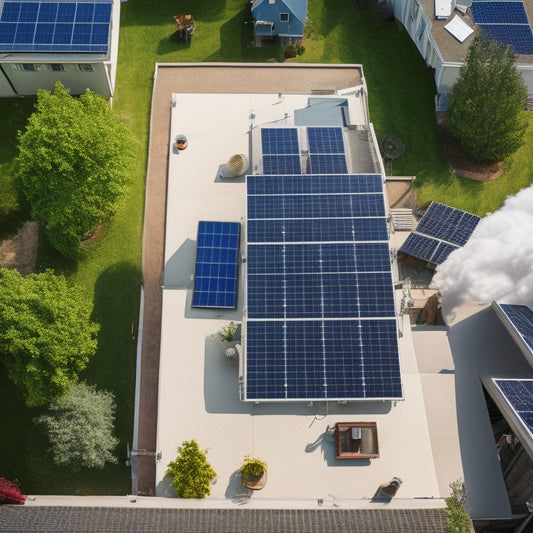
445,33,528,163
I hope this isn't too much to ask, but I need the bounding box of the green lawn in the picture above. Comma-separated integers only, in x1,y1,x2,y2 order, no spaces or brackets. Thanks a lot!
0,0,532,495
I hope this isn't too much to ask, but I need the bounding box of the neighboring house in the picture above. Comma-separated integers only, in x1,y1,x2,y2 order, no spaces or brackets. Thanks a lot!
251,0,307,47
0,0,121,97
394,0,533,108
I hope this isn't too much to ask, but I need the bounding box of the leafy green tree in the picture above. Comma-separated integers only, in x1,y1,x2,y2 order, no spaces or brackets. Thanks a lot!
15,81,134,258
37,382,119,470
445,33,528,163
166,440,217,498
0,268,99,407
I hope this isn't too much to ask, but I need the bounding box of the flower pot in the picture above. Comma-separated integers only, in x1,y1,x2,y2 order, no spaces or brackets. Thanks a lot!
243,470,267,490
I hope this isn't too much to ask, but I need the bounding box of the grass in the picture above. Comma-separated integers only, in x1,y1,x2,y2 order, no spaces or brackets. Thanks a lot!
0,0,532,495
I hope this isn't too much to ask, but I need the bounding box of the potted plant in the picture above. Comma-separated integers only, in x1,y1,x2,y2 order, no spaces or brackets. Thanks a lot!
166,440,217,498
217,321,238,343
240,455,267,490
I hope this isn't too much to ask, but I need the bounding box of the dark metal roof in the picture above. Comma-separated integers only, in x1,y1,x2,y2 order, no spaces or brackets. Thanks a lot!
0,506,449,533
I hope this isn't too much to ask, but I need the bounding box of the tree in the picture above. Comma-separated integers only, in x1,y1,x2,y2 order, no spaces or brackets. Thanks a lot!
37,382,119,470
445,32,528,163
0,268,99,407
166,440,217,498
15,81,134,258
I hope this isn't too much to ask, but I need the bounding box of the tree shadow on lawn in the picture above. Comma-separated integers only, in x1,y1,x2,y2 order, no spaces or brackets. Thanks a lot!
87,262,142,476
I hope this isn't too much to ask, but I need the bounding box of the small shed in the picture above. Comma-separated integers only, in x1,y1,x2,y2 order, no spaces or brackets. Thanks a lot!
251,0,307,47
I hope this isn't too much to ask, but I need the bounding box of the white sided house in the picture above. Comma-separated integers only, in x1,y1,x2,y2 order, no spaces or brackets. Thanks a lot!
0,0,120,98
394,0,533,108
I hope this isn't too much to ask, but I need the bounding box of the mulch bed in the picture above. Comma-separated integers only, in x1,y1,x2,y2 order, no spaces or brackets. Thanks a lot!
436,114,503,181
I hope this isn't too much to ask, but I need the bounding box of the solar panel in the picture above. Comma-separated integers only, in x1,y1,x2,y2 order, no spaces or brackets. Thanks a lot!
399,202,480,264
494,379,533,438
245,168,400,401
262,155,301,175
247,272,395,320
430,241,459,264
247,217,389,243
477,23,533,55
247,193,385,220
307,127,345,154
0,0,113,53
471,1,528,25
247,174,383,195
261,128,299,155
499,304,533,353
192,221,240,309
246,319,401,401
246,242,391,275
399,233,439,263
308,154,348,174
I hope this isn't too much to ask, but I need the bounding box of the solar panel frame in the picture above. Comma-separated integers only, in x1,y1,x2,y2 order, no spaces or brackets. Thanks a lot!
192,221,241,309
477,23,533,55
261,128,299,155
247,174,383,195
498,304,533,353
471,1,528,25
307,127,345,154
399,233,439,263
494,378,533,438
245,319,402,401
430,241,459,264
308,154,348,174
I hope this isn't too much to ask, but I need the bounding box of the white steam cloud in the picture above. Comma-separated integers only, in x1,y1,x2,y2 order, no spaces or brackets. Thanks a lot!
433,185,533,316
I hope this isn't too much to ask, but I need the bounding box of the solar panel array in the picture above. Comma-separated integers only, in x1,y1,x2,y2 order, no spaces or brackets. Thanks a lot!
192,221,240,309
0,0,112,53
498,304,533,354
494,378,533,439
399,201,480,264
246,132,402,401
471,1,533,55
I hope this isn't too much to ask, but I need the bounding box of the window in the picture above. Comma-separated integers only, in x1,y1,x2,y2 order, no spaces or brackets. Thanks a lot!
51,64,64,72
78,64,94,72
280,13,289,22
13,63,43,71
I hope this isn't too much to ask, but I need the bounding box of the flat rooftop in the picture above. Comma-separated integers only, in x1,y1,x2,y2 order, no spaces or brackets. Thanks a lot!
151,64,528,519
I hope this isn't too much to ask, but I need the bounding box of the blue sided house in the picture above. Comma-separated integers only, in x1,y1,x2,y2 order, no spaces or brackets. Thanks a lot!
251,0,307,47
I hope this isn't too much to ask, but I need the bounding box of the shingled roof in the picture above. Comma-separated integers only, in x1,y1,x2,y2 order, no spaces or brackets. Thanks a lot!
0,506,448,533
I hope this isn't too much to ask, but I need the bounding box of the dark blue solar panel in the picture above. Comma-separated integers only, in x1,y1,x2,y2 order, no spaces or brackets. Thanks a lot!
246,242,391,275
247,174,383,195
1,2,20,22
247,217,389,243
495,379,533,436
430,241,459,264
261,128,299,155
308,154,348,174
307,127,345,154
247,193,385,220
262,155,301,175
0,1,113,53
192,221,240,309
499,304,533,352
247,272,395,319
246,319,402,400
399,233,439,262
471,2,528,25
38,3,57,22
478,23,533,55
415,202,480,247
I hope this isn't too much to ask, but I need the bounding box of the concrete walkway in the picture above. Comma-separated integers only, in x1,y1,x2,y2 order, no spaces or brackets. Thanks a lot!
137,63,365,495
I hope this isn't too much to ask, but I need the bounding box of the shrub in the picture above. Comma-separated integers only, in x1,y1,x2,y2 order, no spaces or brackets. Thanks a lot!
239,455,267,482
0,478,26,505
166,440,217,498
217,322,237,342
37,382,119,470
